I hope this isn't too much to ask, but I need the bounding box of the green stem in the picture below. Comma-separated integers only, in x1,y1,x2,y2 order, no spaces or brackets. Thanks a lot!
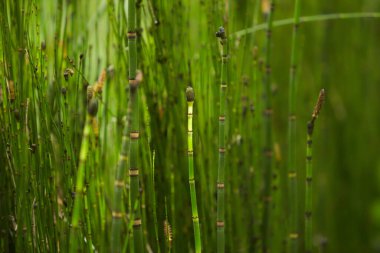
305,89,325,253
288,0,301,252
186,87,201,253
70,113,93,252
232,12,380,38
305,131,313,253
216,26,227,253
262,2,275,252
128,0,143,251
111,120,129,253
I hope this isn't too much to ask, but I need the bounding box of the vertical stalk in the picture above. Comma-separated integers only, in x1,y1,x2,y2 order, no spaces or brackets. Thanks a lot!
186,86,201,253
305,89,325,253
305,130,313,253
70,97,98,253
262,1,275,252
111,116,129,253
128,0,143,251
288,0,301,252
216,26,227,253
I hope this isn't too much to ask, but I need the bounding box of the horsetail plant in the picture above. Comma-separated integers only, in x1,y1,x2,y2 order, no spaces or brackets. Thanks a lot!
287,0,301,251
305,89,325,253
216,26,228,253
128,0,144,251
186,86,202,253
69,87,99,253
262,1,275,252
111,94,130,252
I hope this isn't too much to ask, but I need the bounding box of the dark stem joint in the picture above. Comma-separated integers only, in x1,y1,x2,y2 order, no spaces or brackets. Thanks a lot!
129,169,139,177
263,148,272,157
217,221,225,227
127,32,137,39
130,132,139,139
133,219,142,227
264,108,273,116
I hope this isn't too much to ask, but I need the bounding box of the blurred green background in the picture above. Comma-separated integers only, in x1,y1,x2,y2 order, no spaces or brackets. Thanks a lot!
1,0,380,252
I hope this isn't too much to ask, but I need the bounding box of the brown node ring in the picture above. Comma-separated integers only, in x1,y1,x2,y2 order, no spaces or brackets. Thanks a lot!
130,132,140,139
114,180,125,187
217,183,225,189
112,212,123,219
133,219,142,227
129,169,139,176
127,32,137,39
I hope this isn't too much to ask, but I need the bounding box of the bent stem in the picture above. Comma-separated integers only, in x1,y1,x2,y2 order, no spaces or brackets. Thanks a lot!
232,12,380,38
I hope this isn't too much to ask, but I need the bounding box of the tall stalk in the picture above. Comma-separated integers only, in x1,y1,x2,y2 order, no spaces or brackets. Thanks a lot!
215,26,227,253
128,0,144,251
305,89,325,253
262,1,275,252
186,86,201,253
287,0,301,252
70,96,98,253
111,107,129,253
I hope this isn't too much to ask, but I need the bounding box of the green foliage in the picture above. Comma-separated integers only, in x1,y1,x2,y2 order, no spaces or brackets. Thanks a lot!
1,1,380,253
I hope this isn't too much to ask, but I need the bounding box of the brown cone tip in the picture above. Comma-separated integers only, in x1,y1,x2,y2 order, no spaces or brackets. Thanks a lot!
186,87,195,102
88,98,99,117
312,88,325,119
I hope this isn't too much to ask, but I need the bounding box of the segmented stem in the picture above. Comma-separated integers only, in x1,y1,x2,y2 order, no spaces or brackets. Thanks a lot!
70,114,94,252
186,87,201,253
288,0,301,252
128,0,143,251
262,2,275,252
111,119,129,253
305,132,312,253
216,26,227,253
305,89,325,253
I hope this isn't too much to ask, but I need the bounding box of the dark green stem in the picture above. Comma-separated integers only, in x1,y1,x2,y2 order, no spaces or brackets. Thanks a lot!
128,0,143,251
262,2,275,252
288,0,301,252
216,26,227,253
305,89,325,253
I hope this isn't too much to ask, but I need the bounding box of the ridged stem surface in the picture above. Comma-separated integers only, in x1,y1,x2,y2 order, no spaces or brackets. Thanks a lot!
288,0,301,252
216,27,228,253
70,114,93,252
128,0,143,251
305,131,313,253
187,99,201,253
262,2,275,252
